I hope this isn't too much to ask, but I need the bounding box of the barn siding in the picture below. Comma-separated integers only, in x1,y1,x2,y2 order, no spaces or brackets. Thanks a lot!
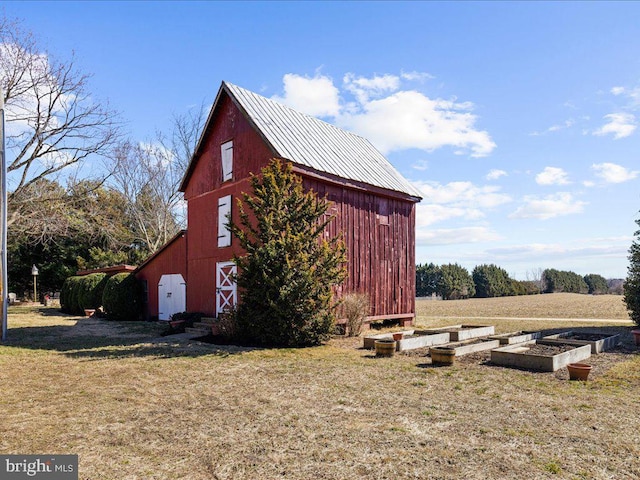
135,232,187,320
303,178,416,319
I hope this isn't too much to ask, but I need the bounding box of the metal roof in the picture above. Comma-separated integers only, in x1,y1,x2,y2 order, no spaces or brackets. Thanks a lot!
224,82,423,200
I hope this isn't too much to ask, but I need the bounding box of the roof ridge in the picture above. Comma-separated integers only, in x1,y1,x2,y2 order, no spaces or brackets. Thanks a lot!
223,81,374,143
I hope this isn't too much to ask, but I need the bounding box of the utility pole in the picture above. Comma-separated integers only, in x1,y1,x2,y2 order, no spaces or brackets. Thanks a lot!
1,88,7,341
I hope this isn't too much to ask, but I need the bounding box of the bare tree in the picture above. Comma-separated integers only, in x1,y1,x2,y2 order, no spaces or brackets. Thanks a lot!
525,267,545,293
0,16,120,226
110,103,206,253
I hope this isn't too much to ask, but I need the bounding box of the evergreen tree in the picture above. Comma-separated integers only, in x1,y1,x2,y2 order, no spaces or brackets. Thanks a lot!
583,274,609,295
472,264,513,298
438,263,475,300
624,214,640,326
416,263,441,297
229,159,347,347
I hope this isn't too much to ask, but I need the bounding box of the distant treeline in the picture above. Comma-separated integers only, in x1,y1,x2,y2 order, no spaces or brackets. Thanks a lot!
416,263,623,300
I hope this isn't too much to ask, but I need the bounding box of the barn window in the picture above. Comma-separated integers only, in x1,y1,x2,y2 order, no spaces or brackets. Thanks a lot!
377,198,389,226
221,140,233,182
218,195,232,247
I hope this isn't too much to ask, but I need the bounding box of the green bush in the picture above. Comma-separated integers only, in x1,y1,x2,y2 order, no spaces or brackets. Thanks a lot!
77,273,108,310
60,276,77,313
70,276,85,315
102,273,143,321
624,214,640,326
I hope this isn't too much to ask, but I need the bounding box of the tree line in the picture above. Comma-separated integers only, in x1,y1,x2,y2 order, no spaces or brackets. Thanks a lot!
416,263,619,300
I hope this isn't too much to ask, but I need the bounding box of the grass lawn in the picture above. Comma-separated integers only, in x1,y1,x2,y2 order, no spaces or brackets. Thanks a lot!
1,296,639,479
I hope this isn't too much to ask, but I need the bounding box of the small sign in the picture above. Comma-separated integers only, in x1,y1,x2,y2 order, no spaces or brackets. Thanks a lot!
0,455,78,479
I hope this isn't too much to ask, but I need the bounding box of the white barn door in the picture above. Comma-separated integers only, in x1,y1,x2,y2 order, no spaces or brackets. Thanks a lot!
158,274,186,321
216,262,237,317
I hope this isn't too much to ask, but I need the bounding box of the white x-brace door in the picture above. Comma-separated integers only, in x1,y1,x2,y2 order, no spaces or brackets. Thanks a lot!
216,261,237,317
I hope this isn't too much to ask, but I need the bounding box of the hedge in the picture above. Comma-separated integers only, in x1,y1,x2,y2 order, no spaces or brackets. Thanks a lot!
102,273,143,321
77,273,109,310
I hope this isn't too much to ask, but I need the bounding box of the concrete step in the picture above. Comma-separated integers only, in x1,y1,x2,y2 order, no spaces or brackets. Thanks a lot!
185,326,210,336
193,321,215,330
198,317,217,325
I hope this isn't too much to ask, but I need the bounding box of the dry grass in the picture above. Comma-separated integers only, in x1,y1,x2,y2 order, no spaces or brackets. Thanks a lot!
1,302,639,479
417,292,631,321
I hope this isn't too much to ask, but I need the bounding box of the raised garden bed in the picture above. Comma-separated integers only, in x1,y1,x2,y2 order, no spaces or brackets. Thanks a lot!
489,330,542,345
363,330,414,349
541,331,620,354
491,340,591,372
396,331,450,352
431,338,500,357
427,324,495,341
363,330,450,351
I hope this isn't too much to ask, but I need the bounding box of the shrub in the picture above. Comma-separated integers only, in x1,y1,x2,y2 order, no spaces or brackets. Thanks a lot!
60,276,76,313
340,293,370,337
624,214,640,326
77,273,108,310
102,273,143,321
216,308,239,341
69,276,85,315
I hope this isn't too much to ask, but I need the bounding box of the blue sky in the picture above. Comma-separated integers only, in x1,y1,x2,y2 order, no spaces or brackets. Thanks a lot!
4,1,640,279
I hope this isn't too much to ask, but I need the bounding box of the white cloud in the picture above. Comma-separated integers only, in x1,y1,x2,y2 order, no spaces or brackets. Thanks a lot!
411,159,429,171
400,70,434,82
417,226,502,245
416,181,511,209
416,203,469,227
271,73,341,117
530,119,575,136
338,90,496,156
343,73,400,103
509,192,587,220
273,71,496,158
486,169,507,180
593,112,636,139
414,180,511,227
535,166,570,186
609,85,640,106
591,162,639,184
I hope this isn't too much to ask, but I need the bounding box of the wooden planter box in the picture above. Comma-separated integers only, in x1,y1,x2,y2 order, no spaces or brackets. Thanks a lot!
541,331,620,354
491,341,592,372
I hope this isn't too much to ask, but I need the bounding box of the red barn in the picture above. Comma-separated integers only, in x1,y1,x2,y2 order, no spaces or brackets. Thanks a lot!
136,81,422,325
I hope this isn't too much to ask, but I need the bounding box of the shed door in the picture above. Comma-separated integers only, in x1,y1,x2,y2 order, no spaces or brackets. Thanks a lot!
216,262,237,317
158,274,186,321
